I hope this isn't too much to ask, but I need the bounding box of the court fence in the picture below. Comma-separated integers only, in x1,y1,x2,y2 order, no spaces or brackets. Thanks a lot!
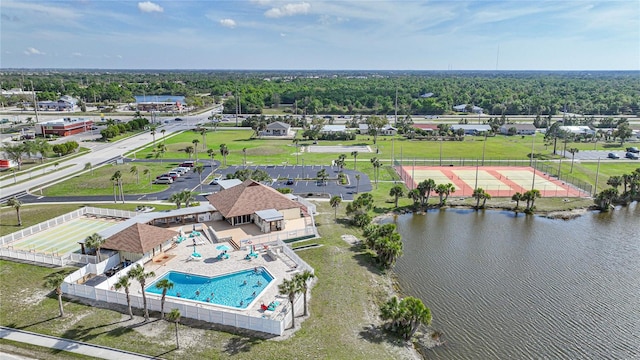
0,206,138,266
393,158,592,197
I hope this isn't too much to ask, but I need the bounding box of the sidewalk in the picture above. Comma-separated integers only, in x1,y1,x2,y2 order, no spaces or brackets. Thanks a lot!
0,327,161,360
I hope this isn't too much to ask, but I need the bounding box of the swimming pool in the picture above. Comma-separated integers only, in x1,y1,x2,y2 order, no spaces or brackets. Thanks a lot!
146,267,273,309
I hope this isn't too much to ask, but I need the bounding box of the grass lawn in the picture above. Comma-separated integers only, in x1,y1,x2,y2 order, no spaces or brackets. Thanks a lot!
0,201,413,359
41,163,178,197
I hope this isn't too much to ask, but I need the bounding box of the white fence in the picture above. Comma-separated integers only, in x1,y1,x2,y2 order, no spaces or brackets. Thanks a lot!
63,258,286,336
0,247,67,266
59,238,316,336
0,206,136,266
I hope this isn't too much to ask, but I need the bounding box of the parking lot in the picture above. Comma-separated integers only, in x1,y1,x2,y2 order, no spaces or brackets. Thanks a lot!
568,149,640,160
211,165,372,200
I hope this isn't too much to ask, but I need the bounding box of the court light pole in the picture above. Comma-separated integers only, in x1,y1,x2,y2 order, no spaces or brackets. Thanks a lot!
593,157,601,197
531,158,537,191
530,132,536,167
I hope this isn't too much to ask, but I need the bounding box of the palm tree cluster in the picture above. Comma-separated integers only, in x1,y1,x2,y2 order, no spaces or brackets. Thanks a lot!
434,183,456,206
595,168,640,211
472,187,492,210
370,157,381,188
511,189,541,213
2,139,51,170
380,296,432,341
345,193,374,228
409,179,436,208
278,270,315,329
362,223,404,269
389,184,405,208
168,190,195,210
111,170,125,203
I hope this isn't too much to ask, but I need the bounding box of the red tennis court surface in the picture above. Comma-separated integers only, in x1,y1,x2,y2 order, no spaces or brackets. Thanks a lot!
396,165,588,197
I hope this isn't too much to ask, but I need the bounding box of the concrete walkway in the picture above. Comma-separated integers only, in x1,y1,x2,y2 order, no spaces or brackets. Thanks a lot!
0,327,161,360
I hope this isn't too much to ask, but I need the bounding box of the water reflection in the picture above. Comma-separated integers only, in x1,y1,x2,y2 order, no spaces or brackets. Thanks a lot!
392,203,639,359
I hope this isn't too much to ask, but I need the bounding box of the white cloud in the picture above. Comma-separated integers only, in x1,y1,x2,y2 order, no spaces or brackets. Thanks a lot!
71,52,83,57
24,47,45,55
138,1,163,13
220,18,237,28
280,33,286,37
265,2,311,18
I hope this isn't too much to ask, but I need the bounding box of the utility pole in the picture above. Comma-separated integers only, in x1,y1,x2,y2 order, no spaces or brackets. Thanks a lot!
394,88,398,126
30,80,40,124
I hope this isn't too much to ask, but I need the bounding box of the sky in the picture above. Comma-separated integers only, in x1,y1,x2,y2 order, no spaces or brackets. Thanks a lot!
1,0,639,70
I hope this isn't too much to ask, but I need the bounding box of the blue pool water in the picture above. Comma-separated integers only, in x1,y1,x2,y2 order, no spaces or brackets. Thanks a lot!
146,268,273,309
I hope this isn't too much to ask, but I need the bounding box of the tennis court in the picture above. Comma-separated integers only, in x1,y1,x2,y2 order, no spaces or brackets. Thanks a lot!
8,216,121,255
397,165,586,197
307,145,372,153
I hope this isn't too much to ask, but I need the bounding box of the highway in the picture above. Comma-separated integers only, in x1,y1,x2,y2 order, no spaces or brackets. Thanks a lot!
0,114,210,202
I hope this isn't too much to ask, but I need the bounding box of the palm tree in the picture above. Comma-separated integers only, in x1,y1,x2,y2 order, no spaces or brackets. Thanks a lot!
351,150,359,170
511,192,523,210
156,143,167,164
220,144,229,166
200,129,207,149
294,270,315,317
111,170,124,203
407,189,420,206
389,184,405,208
161,129,166,145
114,275,134,320
435,183,448,206
524,189,541,210
150,127,156,143
6,197,22,226
278,277,300,329
568,148,579,173
207,148,216,175
399,297,432,340
417,179,436,207
180,190,195,208
155,279,174,320
44,273,66,317
185,146,194,160
370,157,381,188
316,168,328,186
130,165,139,184
194,163,205,191
128,264,155,321
473,187,486,210
242,147,247,168
84,162,94,176
169,192,184,209
595,188,618,211
329,195,342,222
607,176,622,190
355,174,361,194
2,143,27,170
84,233,105,261
166,309,181,349
192,139,200,160
143,168,151,185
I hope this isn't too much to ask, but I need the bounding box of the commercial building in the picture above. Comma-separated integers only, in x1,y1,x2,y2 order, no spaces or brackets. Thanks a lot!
35,117,94,137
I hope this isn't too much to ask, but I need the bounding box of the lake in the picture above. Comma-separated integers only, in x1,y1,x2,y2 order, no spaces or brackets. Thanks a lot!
391,203,639,359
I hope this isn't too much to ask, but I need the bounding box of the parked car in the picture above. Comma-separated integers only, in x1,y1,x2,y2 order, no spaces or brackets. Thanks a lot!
157,173,178,180
179,161,195,167
607,153,620,159
625,152,639,159
154,177,173,184
209,177,221,185
626,147,639,153
168,171,181,178
286,178,294,185
174,118,183,121
173,168,187,175
177,166,190,173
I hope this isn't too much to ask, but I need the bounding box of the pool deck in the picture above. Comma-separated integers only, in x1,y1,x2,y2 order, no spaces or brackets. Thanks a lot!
126,235,299,319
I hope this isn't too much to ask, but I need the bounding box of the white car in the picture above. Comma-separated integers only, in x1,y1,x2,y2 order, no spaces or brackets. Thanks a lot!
173,168,187,175
168,171,181,178
154,177,173,184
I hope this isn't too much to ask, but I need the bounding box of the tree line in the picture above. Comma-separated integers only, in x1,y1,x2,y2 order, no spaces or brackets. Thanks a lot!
3,70,638,116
